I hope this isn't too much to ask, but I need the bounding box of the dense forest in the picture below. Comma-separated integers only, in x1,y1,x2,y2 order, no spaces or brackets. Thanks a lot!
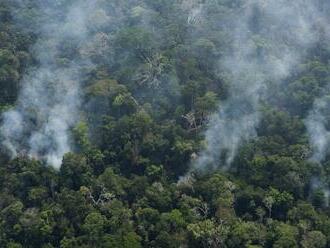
1,0,330,247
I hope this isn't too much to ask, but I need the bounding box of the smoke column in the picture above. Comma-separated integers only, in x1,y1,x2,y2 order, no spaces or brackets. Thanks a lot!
193,0,329,170
0,0,108,168
304,1,330,163
306,96,330,163
306,97,330,201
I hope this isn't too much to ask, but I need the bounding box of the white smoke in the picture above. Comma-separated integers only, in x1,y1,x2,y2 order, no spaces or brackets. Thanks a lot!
306,96,330,163
193,0,330,170
304,1,330,163
307,98,330,200
310,176,330,207
0,0,109,168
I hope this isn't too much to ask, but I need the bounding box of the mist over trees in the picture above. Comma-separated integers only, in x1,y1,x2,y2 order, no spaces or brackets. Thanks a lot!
0,0,330,247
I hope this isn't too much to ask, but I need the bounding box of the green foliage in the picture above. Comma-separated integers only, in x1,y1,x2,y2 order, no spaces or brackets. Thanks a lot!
301,231,327,248
60,153,93,190
0,0,330,247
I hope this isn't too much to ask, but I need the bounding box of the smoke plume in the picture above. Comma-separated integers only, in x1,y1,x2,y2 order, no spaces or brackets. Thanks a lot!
306,95,330,163
194,0,329,170
0,0,109,168
306,95,330,200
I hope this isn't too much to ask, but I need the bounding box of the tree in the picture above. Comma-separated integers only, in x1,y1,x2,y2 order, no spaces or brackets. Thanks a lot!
301,231,327,248
60,153,93,190
188,219,229,248
272,223,299,248
82,212,107,246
